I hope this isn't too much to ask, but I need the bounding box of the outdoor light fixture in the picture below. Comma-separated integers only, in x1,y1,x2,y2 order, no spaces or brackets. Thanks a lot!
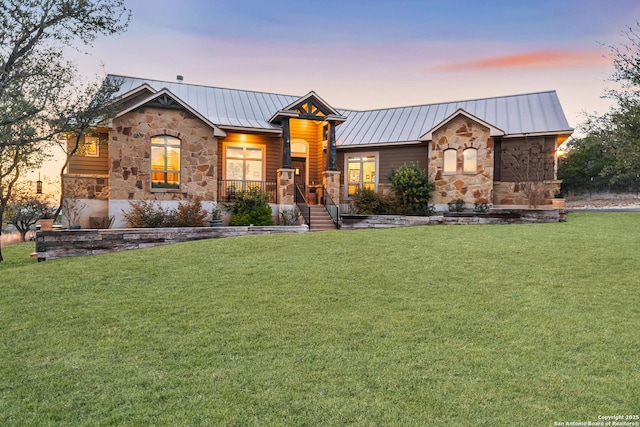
36,173,42,194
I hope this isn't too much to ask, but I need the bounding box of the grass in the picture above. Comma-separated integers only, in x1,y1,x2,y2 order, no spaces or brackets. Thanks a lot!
1,212,639,426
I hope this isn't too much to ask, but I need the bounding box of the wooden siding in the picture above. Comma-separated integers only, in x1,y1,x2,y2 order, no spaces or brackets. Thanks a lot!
67,132,110,175
217,132,282,182
290,118,324,184
496,136,556,182
337,143,429,187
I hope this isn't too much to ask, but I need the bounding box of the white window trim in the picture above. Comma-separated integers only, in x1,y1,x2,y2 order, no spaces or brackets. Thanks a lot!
344,151,379,199
463,147,478,174
443,148,457,175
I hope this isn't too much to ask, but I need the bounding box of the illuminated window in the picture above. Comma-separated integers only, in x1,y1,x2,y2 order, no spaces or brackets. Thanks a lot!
225,145,264,182
463,148,478,173
79,136,99,157
151,135,181,189
347,154,377,196
443,149,457,174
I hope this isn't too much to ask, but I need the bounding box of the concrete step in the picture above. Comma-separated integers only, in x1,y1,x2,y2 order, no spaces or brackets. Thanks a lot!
305,205,338,230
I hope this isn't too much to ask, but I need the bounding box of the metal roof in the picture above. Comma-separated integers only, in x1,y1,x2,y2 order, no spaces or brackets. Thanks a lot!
110,75,573,146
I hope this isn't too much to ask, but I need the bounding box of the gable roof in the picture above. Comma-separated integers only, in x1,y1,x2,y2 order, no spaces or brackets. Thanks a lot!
419,109,505,142
114,88,226,137
109,75,573,146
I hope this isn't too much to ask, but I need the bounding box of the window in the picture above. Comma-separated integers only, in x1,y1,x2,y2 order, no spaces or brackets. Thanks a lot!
225,145,264,182
347,154,377,196
151,135,181,189
463,148,478,173
79,136,99,157
443,149,457,174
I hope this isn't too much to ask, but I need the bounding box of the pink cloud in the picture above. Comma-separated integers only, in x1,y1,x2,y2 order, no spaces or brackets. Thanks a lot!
433,50,607,72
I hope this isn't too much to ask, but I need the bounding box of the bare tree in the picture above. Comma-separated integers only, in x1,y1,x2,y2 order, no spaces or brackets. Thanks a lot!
0,0,129,262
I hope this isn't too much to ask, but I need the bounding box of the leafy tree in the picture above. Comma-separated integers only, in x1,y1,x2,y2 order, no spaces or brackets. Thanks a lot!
577,22,640,185
389,163,434,215
558,136,614,191
0,0,130,262
3,182,55,242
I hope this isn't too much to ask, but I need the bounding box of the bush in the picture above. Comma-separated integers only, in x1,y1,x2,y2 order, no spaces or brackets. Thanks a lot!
122,198,209,228
389,163,433,215
224,188,274,226
122,200,168,228
173,198,209,227
350,187,387,214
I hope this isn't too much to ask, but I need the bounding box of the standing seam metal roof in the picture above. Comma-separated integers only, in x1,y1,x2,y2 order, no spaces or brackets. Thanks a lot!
110,75,572,146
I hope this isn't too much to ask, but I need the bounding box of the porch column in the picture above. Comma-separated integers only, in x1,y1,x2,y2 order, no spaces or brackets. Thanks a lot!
328,120,337,171
277,168,295,205
281,117,292,169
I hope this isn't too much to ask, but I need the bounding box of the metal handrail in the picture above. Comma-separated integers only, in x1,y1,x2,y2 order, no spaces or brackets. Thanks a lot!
295,184,310,228
218,179,278,203
322,185,340,228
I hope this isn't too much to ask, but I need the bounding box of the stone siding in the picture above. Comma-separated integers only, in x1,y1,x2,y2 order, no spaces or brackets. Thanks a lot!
109,107,218,202
428,115,494,206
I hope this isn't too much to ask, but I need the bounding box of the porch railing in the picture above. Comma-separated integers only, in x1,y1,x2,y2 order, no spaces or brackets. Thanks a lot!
295,184,311,228
322,185,340,228
218,179,278,203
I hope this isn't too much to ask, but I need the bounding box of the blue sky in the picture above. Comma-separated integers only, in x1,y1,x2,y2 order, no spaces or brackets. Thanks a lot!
72,0,640,127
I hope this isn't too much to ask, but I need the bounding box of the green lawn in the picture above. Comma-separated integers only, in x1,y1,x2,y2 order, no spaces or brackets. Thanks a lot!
1,212,638,426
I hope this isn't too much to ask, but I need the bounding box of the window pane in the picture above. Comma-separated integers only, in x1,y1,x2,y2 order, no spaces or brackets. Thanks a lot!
348,184,360,195
151,136,165,145
246,160,262,181
444,149,457,173
226,146,244,158
463,148,477,173
245,147,262,159
363,162,375,183
166,147,180,170
348,165,361,183
226,159,244,180
165,137,180,146
151,146,165,170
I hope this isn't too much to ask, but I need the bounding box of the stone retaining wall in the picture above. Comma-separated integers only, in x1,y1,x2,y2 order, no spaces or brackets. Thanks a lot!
35,225,308,261
340,209,564,229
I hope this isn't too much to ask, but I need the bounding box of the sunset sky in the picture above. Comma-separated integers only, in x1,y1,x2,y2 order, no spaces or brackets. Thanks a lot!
42,0,640,183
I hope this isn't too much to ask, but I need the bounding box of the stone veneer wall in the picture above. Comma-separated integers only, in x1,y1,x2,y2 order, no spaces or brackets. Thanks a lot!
35,225,308,261
429,116,493,206
109,107,218,202
340,209,563,229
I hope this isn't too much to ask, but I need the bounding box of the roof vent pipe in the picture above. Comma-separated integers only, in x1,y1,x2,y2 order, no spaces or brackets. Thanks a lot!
176,75,184,83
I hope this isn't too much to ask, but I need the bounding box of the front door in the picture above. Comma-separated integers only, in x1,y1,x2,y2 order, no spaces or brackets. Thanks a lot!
292,157,306,190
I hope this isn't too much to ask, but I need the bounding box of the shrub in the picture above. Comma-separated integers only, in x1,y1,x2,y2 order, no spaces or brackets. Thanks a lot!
350,187,386,214
173,198,209,227
122,200,169,228
122,198,208,228
388,163,434,215
224,188,274,226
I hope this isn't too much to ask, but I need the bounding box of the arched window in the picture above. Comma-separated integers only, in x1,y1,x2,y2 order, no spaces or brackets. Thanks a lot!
151,135,181,189
443,149,457,174
463,148,478,173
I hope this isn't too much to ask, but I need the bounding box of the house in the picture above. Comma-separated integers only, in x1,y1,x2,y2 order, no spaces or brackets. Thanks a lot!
64,75,573,228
